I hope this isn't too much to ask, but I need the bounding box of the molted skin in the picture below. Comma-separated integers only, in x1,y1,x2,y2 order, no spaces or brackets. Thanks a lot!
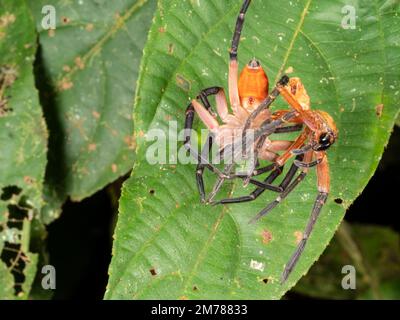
192,60,291,162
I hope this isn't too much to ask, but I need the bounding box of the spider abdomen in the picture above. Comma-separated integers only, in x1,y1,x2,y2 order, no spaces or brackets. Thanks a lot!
238,64,269,111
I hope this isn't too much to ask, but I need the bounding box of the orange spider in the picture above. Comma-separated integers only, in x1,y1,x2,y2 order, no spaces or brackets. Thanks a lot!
183,0,338,284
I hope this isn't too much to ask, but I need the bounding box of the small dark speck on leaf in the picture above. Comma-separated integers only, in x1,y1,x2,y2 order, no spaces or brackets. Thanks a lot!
193,286,198,291
262,278,269,284
149,268,157,276
375,104,384,118
168,43,174,55
149,189,155,195
62,16,70,24
334,198,343,204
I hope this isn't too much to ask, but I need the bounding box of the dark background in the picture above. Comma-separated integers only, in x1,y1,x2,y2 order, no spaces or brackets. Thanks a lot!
46,126,400,299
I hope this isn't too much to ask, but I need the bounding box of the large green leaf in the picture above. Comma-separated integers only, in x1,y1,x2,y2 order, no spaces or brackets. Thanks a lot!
106,0,400,299
0,0,47,298
29,0,157,223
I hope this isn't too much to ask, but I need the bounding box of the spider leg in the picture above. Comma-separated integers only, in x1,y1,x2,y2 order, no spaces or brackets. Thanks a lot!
214,153,305,205
184,86,225,147
213,165,284,205
228,0,251,115
196,135,214,202
294,158,322,168
208,136,290,203
184,87,230,178
220,111,297,167
278,84,317,129
274,124,303,134
184,87,239,199
242,76,290,134
280,152,329,283
248,150,312,223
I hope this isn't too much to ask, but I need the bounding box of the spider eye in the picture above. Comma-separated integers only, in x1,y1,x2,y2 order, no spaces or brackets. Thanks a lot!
315,132,334,151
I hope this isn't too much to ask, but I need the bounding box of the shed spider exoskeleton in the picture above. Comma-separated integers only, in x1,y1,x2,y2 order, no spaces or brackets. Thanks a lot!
183,0,302,201
183,0,338,283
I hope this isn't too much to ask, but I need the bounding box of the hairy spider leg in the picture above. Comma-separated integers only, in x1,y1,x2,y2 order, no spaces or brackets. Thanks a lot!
184,87,229,178
280,151,330,284
212,154,303,205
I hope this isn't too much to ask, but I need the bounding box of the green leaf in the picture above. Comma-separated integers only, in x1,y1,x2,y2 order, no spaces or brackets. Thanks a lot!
29,0,157,223
0,0,47,298
106,0,400,299
292,222,400,299
0,261,14,299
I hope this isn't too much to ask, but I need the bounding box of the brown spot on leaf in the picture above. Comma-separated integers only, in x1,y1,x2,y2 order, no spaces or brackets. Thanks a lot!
158,26,166,33
88,144,97,152
375,104,384,118
179,296,189,300
74,57,85,70
58,77,73,91
149,268,157,276
0,66,18,116
61,16,70,24
176,74,191,92
294,231,303,244
168,43,174,55
0,13,16,28
48,29,55,37
85,23,94,32
111,164,118,173
23,176,34,185
62,65,71,72
261,229,272,244
124,135,136,150
92,111,100,119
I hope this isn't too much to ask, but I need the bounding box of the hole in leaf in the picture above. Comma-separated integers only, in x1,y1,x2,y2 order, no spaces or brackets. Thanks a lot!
262,278,269,284
0,197,32,296
149,268,157,276
1,185,22,201
334,198,343,204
